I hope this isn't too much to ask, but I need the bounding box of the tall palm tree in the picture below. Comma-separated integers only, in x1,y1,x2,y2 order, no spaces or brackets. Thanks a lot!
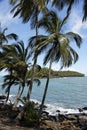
9,0,48,102
0,23,18,45
30,11,82,118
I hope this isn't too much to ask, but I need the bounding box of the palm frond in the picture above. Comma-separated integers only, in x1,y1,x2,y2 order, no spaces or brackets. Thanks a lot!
34,78,41,86
43,46,53,65
9,0,18,5
65,32,82,48
69,46,79,63
5,33,18,41
35,65,41,71
83,0,87,21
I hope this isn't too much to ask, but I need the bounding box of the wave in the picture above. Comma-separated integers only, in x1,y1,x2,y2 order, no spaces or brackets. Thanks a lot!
1,94,87,116
45,103,81,115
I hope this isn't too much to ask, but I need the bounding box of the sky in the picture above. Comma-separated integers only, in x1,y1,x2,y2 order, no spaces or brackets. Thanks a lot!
0,0,87,75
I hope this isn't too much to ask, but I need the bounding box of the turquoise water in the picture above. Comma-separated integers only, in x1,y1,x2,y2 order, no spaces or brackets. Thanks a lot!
31,77,87,108
0,76,87,114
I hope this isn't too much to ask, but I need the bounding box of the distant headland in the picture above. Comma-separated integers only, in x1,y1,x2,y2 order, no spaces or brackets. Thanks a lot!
29,67,85,78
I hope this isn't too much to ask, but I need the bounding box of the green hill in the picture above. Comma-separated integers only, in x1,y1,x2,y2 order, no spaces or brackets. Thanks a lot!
31,67,85,78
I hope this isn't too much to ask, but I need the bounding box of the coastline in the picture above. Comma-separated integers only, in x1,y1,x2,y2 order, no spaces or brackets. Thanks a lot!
0,103,87,130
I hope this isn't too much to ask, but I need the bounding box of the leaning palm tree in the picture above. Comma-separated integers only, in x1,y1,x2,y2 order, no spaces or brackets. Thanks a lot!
30,11,82,118
9,0,48,103
0,41,31,105
0,41,41,111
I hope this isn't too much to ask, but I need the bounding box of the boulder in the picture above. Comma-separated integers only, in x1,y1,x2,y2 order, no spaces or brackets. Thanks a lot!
66,114,77,120
82,107,87,110
0,95,6,100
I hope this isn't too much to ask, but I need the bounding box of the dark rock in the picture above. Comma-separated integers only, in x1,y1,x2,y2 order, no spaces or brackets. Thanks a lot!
48,115,57,121
42,111,49,116
1,104,12,110
82,107,87,110
58,114,68,122
0,95,6,100
78,108,83,112
56,110,60,113
83,126,87,130
66,114,77,120
47,128,53,130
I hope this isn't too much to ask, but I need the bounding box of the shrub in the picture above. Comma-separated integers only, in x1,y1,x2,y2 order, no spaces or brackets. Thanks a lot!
23,101,39,126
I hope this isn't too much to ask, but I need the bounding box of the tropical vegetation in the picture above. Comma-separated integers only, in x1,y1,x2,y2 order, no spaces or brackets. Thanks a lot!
28,67,84,78
0,0,85,127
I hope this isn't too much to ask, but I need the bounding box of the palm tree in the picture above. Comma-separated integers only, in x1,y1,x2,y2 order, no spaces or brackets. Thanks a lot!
0,23,18,45
30,11,82,118
0,40,41,115
47,0,87,21
0,41,31,105
9,0,48,103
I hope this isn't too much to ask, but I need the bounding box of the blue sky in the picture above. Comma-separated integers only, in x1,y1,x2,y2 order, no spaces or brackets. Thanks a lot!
0,0,87,75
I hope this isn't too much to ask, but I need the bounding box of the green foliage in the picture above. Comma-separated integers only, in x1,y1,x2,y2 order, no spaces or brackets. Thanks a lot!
29,67,84,78
23,102,39,126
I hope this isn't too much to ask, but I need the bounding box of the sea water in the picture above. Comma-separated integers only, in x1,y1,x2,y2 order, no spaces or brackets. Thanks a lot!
0,76,87,115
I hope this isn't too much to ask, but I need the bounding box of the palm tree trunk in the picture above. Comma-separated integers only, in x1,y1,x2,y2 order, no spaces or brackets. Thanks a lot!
6,86,11,102
13,85,22,109
26,8,39,102
39,58,53,118
6,70,13,102
16,9,39,121
26,53,37,102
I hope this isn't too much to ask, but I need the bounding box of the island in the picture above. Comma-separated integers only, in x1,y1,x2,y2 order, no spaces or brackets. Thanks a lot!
29,67,85,78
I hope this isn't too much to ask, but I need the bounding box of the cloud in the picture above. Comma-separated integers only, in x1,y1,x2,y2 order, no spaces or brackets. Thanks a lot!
52,63,77,72
68,10,87,38
0,1,18,27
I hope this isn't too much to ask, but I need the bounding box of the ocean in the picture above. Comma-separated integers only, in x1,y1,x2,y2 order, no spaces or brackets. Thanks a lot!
0,76,87,115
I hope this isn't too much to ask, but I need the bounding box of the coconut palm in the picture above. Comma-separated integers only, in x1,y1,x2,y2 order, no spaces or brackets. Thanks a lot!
0,41,41,111
9,0,48,103
0,41,30,104
0,23,18,45
29,11,82,117
9,0,48,35
47,0,87,21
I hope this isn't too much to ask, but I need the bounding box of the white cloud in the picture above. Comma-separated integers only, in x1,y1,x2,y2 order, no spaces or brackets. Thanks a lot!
52,63,76,72
67,10,87,38
0,12,19,27
0,1,19,27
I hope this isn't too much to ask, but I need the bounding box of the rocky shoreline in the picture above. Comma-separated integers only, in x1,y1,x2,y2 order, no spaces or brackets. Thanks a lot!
40,111,87,130
0,104,87,130
0,95,87,130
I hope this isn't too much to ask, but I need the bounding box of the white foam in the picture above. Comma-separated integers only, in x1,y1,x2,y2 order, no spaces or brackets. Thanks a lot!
44,103,87,115
4,95,87,115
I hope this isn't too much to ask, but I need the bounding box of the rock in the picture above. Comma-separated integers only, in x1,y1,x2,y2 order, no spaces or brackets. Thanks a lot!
56,110,60,113
83,126,87,130
58,114,68,122
78,108,83,112
48,115,57,121
0,95,6,100
82,107,87,110
1,104,12,110
66,114,77,120
79,115,87,120
42,111,49,116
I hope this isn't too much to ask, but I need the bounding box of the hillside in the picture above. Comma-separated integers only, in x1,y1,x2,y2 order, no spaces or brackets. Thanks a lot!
31,67,85,78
